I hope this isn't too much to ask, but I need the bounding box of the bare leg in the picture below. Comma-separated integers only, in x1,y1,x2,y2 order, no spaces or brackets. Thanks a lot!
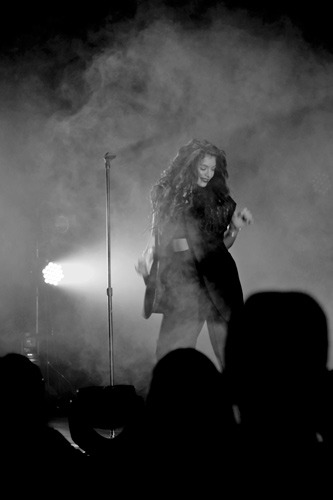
156,310,205,362
206,307,228,371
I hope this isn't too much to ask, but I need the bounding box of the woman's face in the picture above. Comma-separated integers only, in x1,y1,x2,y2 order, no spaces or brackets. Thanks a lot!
196,154,216,187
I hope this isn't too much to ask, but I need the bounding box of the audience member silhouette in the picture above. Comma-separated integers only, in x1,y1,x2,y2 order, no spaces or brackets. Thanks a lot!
224,291,330,494
0,353,87,493
2,289,331,497
143,347,238,494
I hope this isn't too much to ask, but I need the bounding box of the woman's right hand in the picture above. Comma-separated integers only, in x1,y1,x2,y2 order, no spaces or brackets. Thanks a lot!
135,247,154,278
135,256,149,278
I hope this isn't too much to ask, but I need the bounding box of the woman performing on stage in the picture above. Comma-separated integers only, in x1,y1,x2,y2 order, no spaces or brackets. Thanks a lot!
136,139,253,370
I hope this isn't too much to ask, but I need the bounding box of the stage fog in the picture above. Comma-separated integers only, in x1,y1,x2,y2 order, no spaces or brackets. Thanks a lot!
0,4,332,397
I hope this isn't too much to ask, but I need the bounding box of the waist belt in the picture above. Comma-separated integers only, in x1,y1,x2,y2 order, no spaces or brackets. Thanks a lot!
172,238,189,252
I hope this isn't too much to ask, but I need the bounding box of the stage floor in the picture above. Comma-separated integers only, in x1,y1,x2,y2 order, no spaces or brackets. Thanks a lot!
48,415,124,452
49,416,77,447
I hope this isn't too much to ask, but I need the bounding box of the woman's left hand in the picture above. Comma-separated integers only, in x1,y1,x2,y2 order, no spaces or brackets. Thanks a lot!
231,207,253,230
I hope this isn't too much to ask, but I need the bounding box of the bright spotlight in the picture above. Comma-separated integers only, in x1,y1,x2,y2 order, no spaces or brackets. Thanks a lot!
42,262,64,286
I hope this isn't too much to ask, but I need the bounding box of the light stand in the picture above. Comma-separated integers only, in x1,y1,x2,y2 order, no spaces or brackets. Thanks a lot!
21,241,41,366
29,238,75,415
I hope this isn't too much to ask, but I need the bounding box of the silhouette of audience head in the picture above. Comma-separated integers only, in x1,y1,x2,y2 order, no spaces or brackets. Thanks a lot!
0,353,89,493
0,352,46,431
144,347,238,495
224,290,329,440
145,347,232,448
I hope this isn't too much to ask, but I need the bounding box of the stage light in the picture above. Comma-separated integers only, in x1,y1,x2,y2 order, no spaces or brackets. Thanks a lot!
60,261,95,287
42,262,64,286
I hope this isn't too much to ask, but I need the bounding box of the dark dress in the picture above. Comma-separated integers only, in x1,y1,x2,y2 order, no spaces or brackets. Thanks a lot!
143,184,244,366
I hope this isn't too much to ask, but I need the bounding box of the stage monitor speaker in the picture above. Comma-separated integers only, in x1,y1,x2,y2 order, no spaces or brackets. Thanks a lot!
68,384,144,457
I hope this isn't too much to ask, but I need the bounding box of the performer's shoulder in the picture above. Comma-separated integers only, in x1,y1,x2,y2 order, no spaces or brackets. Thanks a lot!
226,194,236,203
221,193,237,210
153,180,170,196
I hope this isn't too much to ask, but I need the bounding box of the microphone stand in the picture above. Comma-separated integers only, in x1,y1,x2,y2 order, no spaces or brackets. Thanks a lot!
68,153,140,451
104,152,117,386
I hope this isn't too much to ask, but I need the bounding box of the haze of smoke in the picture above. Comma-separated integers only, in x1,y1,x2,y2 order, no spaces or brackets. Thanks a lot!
0,6,332,388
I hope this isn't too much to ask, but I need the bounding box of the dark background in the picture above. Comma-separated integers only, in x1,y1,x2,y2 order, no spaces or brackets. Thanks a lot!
1,1,333,55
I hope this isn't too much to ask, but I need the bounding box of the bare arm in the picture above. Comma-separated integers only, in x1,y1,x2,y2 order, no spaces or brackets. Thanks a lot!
223,224,239,249
223,207,253,249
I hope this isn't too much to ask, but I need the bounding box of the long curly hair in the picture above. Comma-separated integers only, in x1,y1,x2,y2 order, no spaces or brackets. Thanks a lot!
150,139,231,232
